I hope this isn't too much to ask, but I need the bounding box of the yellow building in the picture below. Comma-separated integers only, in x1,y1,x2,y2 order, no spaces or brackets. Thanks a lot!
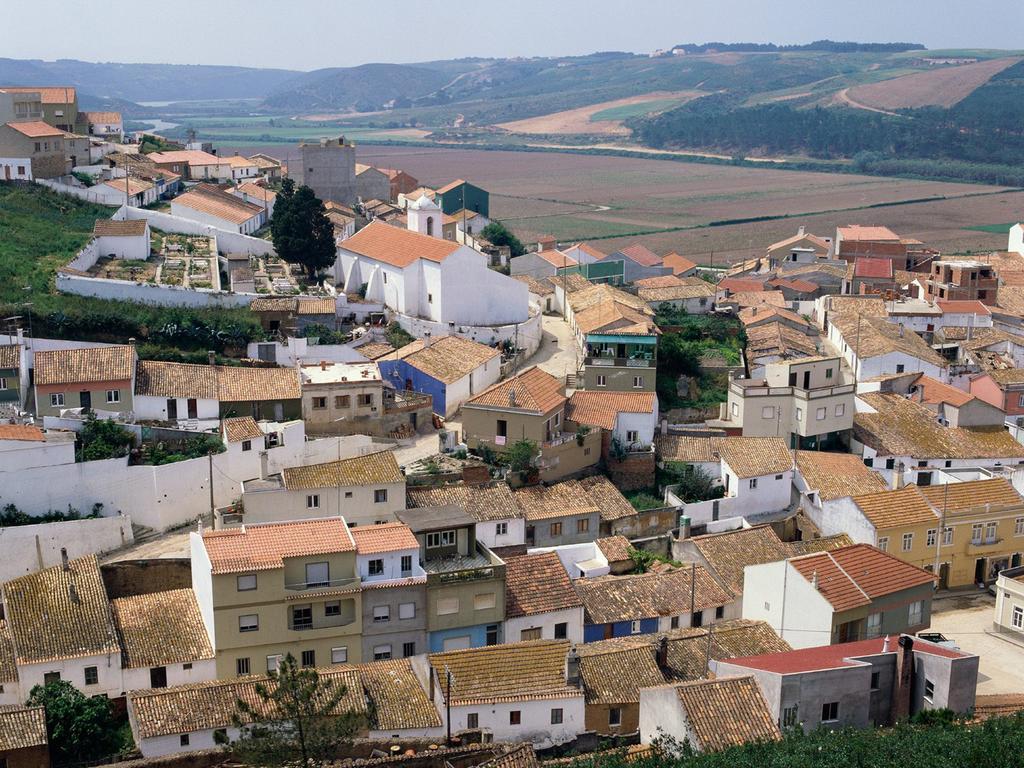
191,517,364,679
850,478,1024,588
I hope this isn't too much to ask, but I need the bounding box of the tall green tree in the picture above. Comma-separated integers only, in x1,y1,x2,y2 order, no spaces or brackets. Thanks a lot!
269,179,337,283
27,680,123,765
227,653,363,768
480,221,526,257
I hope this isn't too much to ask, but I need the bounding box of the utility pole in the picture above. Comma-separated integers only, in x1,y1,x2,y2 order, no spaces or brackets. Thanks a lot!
689,561,696,623
445,666,453,746
208,451,215,522
934,481,948,583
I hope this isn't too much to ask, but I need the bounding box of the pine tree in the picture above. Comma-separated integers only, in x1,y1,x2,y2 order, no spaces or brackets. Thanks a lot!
269,180,337,283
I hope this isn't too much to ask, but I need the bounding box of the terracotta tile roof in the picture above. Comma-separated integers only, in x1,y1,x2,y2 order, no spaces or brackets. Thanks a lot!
173,184,262,225
853,257,894,279
34,345,134,385
380,335,500,384
578,645,666,704
83,110,121,124
128,666,366,739
569,283,651,315
466,366,565,415
435,178,468,195
767,232,830,253
638,277,716,303
148,150,223,166
504,552,583,618
407,482,521,522
1,86,77,103
575,568,730,624
297,297,336,315
744,322,818,360
913,375,974,407
980,368,1024,386
0,424,44,442
717,436,792,478
357,341,395,361
561,272,594,293
635,275,682,289
689,526,789,595
663,252,698,275
283,450,402,490
671,676,781,752
0,344,19,369
102,177,154,196
789,534,854,556
0,621,17,683
93,218,148,237
513,479,600,521
918,477,1023,515
200,518,356,575
838,225,901,242
739,306,811,327
6,120,63,138
718,277,766,293
767,277,818,293
235,181,277,203
535,249,577,268
615,244,661,267
656,433,721,463
135,359,217,399
855,392,1024,460
726,291,788,310
565,391,655,431
852,485,938,530
595,535,633,563
249,296,297,312
111,589,214,669
223,416,263,443
481,745,540,768
358,658,442,730
342,220,460,267
844,317,947,366
580,475,639,522
2,555,119,664
224,155,256,169
575,299,658,336
0,706,47,751
350,522,419,554
429,640,578,705
789,544,935,612
514,274,556,295
216,364,300,402
794,450,888,501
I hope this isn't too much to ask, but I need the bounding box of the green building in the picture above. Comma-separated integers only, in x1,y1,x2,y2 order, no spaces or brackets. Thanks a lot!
435,179,489,218
558,259,625,285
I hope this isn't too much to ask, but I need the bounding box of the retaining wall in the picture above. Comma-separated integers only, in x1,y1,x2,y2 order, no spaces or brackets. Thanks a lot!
0,515,134,581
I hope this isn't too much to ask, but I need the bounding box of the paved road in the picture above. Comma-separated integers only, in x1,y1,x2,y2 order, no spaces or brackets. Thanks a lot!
527,314,581,384
931,593,1024,695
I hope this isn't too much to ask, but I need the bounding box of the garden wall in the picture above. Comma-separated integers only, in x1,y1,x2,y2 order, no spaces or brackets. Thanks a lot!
57,272,259,308
0,514,134,581
396,309,542,358
115,206,275,256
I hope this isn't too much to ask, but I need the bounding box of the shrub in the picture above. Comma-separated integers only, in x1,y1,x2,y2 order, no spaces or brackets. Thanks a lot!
76,414,134,462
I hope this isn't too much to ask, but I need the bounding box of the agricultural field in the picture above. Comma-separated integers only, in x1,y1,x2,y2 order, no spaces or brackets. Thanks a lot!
496,91,705,136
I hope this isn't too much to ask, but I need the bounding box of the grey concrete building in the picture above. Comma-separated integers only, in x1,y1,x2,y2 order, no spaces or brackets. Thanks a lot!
360,581,428,662
292,136,357,205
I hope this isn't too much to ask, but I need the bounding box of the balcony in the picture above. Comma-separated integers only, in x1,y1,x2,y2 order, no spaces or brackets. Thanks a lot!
284,576,361,594
968,536,1004,554
584,356,655,368
289,608,358,632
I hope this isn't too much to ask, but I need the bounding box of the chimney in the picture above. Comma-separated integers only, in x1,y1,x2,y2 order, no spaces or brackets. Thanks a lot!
321,360,328,371
752,307,758,316
208,350,216,366
423,331,431,348
566,647,581,687
891,635,914,723
811,570,819,590
259,450,269,480
882,635,890,653
798,226,806,236
891,462,905,491
898,323,905,338
508,388,517,408
60,547,69,571
678,514,691,540
656,635,669,671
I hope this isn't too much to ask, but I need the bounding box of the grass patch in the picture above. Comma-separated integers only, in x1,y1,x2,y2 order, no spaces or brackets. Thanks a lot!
625,490,665,511
590,97,693,123
967,222,1015,234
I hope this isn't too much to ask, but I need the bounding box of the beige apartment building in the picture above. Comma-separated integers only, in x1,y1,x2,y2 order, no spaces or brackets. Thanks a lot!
300,361,384,436
710,356,855,450
191,518,366,678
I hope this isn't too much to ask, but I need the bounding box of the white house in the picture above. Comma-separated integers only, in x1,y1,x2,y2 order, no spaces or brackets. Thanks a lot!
503,552,585,645
225,155,259,181
337,220,529,328
170,184,264,234
793,449,889,530
83,111,124,140
406,482,526,550
565,390,658,450
92,218,151,261
0,156,32,180
233,181,276,219
1009,223,1024,256
133,359,222,427
0,425,75,471
428,641,585,748
96,177,158,207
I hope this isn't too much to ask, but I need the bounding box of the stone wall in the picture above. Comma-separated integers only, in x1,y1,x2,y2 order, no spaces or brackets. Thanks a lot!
101,559,192,599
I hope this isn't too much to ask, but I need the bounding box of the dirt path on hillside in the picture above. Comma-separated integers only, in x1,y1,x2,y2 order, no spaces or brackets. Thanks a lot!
498,91,705,136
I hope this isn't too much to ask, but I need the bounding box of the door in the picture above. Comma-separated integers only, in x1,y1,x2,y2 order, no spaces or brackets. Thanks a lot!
80,390,92,412
150,666,168,688
939,563,950,590
166,399,178,419
803,371,811,389
187,398,198,419
273,402,284,421
975,558,987,585
410,412,417,429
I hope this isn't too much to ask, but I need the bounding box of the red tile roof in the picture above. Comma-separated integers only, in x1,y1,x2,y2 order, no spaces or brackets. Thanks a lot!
535,249,577,268
350,522,419,554
466,365,565,415
913,375,974,407
838,225,901,242
663,252,698,275
201,518,355,574
504,552,583,618
788,543,935,612
853,257,894,279
727,635,968,674
341,220,460,267
565,391,656,430
937,300,992,316
0,425,44,442
718,277,766,293
6,120,63,138
616,244,661,267
767,277,817,293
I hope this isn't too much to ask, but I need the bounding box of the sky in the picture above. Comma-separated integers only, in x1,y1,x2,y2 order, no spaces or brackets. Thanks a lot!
3,0,1022,71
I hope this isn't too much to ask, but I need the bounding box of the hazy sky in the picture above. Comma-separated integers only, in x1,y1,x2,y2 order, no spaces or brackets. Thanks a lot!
4,0,1021,71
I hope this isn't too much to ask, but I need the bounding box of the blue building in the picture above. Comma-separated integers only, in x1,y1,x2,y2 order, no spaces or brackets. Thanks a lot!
574,569,732,642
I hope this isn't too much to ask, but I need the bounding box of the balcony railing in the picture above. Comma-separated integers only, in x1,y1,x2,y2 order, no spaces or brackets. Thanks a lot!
584,356,656,368
284,576,360,592
289,612,358,631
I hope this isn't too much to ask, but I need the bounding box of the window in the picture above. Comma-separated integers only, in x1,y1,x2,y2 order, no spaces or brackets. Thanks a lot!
106,389,120,404
902,533,914,552
312,396,327,410
986,521,998,543
551,708,563,725
84,666,98,685
401,554,413,573
715,605,725,620
731,402,739,416
292,605,312,629
373,645,392,660
554,622,568,639
577,518,590,533
671,616,680,629
927,529,937,547
43,672,61,685
495,522,508,536
775,474,783,480
1016,518,1024,537
885,458,895,470
399,602,416,619
266,655,282,672
242,439,252,452
437,597,459,615
426,530,456,548
821,702,839,723
474,592,496,611
632,376,644,389
50,393,64,407
0,378,5,390
509,711,521,725
795,407,803,421
237,574,257,591
596,375,607,387
550,522,563,537
825,368,834,379
870,671,881,690
866,612,881,638
236,657,251,676
896,364,905,374
467,713,479,729
908,600,924,626
306,494,320,509
626,430,639,444
816,407,826,421
180,734,190,747
239,614,259,632
331,647,347,664
325,601,340,617
762,405,775,419
924,679,935,701
630,620,642,634
335,395,351,408
835,403,845,417
374,489,388,503
358,393,374,407
427,293,433,304
306,562,329,587
693,610,703,627
1013,606,1023,629
864,457,874,467
972,523,983,544
373,605,390,623
403,641,416,657
183,663,192,670
368,559,384,575
609,708,622,727
878,537,889,552
486,624,499,645
782,705,798,727
301,650,316,667
749,478,758,490
345,491,353,498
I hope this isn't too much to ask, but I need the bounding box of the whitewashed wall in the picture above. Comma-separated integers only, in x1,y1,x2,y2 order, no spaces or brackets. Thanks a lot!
115,206,274,256
0,515,134,581
396,311,542,359
57,272,258,308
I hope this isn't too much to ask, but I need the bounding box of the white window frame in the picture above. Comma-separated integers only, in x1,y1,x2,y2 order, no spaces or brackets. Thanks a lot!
103,389,119,404
816,406,826,421
306,494,320,509
1013,606,1024,629
877,537,889,552
50,392,64,407
926,529,937,547
835,403,845,417
821,701,839,723
495,522,508,536
630,620,641,634
761,405,774,419
1016,518,1024,537
902,532,914,551
373,605,390,623
626,430,639,443
942,527,953,546
866,612,882,638
596,375,607,388
908,600,923,626
0,378,7,390
239,614,259,633
632,376,644,389
331,646,348,664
